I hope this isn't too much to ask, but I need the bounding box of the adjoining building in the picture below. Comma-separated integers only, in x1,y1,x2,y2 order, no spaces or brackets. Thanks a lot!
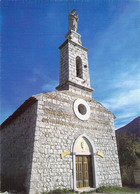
1,10,122,194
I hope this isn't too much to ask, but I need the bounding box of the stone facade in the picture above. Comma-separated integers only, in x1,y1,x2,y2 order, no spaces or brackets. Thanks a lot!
1,97,38,193
0,9,122,194
1,91,122,193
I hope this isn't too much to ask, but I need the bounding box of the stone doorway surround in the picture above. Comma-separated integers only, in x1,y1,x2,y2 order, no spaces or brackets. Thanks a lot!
72,134,98,192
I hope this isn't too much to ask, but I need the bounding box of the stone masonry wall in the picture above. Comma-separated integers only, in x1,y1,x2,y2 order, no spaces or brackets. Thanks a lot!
59,43,69,85
0,99,38,193
1,91,122,194
29,91,122,193
58,40,91,92
69,85,92,98
68,41,91,89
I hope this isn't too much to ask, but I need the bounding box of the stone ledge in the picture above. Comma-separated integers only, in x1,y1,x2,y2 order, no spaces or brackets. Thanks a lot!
59,39,88,51
56,80,94,93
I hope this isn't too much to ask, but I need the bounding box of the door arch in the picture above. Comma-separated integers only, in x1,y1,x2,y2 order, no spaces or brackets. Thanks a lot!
72,134,97,191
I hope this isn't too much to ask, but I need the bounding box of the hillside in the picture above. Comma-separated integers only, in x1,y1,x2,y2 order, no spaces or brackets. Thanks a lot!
116,116,140,186
116,116,140,137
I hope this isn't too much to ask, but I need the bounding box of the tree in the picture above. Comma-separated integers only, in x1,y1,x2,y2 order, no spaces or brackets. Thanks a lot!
116,133,140,185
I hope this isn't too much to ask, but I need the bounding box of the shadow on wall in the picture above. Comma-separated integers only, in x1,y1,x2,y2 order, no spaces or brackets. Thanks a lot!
0,97,38,193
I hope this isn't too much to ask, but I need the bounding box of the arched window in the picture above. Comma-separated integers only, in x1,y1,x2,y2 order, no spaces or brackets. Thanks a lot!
76,57,83,78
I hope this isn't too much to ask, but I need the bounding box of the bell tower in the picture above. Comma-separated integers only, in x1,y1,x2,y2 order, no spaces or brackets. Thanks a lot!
56,9,93,97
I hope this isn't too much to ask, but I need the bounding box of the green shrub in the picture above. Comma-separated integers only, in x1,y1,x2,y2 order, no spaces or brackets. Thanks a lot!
96,186,139,193
116,133,140,186
42,187,140,194
42,189,77,194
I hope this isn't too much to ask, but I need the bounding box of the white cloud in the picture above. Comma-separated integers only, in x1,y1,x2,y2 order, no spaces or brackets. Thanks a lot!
101,61,140,107
42,80,58,92
113,65,140,89
100,67,140,129
102,88,140,110
27,68,59,93
114,108,139,129
116,112,137,120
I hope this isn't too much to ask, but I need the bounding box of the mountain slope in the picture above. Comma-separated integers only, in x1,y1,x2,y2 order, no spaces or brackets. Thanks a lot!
116,116,140,137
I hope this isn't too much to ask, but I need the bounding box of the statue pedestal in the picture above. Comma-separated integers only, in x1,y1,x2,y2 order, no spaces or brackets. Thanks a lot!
65,30,82,45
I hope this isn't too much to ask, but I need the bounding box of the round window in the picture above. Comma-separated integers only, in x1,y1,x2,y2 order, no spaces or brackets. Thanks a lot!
78,104,87,115
73,98,90,120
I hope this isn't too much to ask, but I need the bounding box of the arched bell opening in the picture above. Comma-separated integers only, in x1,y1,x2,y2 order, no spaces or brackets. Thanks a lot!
72,135,97,191
76,56,83,79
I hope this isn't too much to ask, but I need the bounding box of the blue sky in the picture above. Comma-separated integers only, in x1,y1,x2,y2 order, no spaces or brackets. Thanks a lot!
1,0,140,129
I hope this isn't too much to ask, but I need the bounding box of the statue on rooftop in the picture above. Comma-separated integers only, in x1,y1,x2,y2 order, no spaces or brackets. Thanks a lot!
68,9,79,32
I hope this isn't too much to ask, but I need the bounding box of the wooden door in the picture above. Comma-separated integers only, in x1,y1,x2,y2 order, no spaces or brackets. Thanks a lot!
76,155,93,188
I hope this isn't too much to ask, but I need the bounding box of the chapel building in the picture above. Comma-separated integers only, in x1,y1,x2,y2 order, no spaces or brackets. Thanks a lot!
0,10,122,194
